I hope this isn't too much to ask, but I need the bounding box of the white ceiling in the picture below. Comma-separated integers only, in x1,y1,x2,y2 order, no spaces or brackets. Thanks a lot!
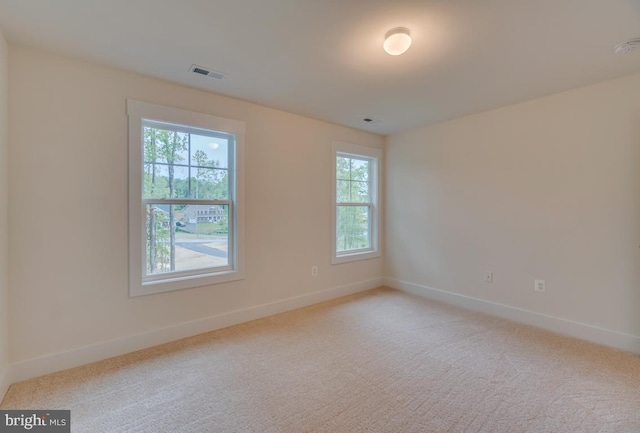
1,0,640,135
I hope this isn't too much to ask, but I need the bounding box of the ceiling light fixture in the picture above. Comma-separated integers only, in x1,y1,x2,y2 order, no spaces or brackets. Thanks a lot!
383,27,412,56
614,38,640,55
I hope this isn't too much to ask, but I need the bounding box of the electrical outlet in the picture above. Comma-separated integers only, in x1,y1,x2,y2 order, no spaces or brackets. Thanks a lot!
311,266,318,277
534,279,546,292
484,272,493,283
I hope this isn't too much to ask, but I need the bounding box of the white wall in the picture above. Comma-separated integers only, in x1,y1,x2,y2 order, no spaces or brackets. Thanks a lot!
8,45,383,369
385,73,640,342
0,28,9,397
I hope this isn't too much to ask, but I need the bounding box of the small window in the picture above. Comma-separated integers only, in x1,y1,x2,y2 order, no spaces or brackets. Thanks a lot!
331,141,382,264
128,100,245,296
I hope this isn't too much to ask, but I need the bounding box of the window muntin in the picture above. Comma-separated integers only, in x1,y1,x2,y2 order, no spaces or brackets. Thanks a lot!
331,142,381,264
128,100,245,296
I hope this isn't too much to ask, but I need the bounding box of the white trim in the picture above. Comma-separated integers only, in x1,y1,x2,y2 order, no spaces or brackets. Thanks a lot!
127,99,245,296
383,277,640,355
127,100,246,134
8,278,382,383
331,141,382,265
0,366,9,403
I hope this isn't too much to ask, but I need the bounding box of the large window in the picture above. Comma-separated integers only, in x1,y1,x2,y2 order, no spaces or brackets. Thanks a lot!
128,100,245,296
331,141,381,264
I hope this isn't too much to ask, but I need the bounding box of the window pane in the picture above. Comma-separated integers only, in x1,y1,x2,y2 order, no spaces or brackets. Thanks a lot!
191,134,229,169
145,204,229,276
350,158,369,182
337,180,350,203
336,205,370,252
350,180,369,203
143,164,190,199
336,180,369,203
336,156,351,181
191,168,229,199
143,127,189,165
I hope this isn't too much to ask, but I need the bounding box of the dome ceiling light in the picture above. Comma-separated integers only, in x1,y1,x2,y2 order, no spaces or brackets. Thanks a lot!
614,38,640,55
383,27,412,56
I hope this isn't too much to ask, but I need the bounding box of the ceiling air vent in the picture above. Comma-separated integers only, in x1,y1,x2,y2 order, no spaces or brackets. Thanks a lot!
189,64,226,79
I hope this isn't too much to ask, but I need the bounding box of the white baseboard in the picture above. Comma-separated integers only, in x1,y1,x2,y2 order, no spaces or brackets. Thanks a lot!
9,278,382,384
0,366,9,404
383,277,640,355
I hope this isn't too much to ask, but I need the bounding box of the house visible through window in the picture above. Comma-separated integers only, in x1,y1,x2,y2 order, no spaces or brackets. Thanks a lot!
128,100,245,296
331,141,381,264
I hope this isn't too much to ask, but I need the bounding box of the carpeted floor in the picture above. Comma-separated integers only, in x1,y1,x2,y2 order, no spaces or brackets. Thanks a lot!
2,287,640,432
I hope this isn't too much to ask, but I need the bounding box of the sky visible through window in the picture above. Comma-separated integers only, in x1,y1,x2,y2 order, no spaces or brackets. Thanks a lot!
190,134,229,169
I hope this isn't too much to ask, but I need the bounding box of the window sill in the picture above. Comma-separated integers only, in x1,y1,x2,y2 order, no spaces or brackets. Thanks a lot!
331,250,381,265
130,269,244,297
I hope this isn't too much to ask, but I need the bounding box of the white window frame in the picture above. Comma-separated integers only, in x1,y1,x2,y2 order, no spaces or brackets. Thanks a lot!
331,141,382,264
127,100,245,296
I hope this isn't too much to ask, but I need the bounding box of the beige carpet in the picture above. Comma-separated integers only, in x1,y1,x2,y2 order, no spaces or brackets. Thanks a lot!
2,287,640,433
